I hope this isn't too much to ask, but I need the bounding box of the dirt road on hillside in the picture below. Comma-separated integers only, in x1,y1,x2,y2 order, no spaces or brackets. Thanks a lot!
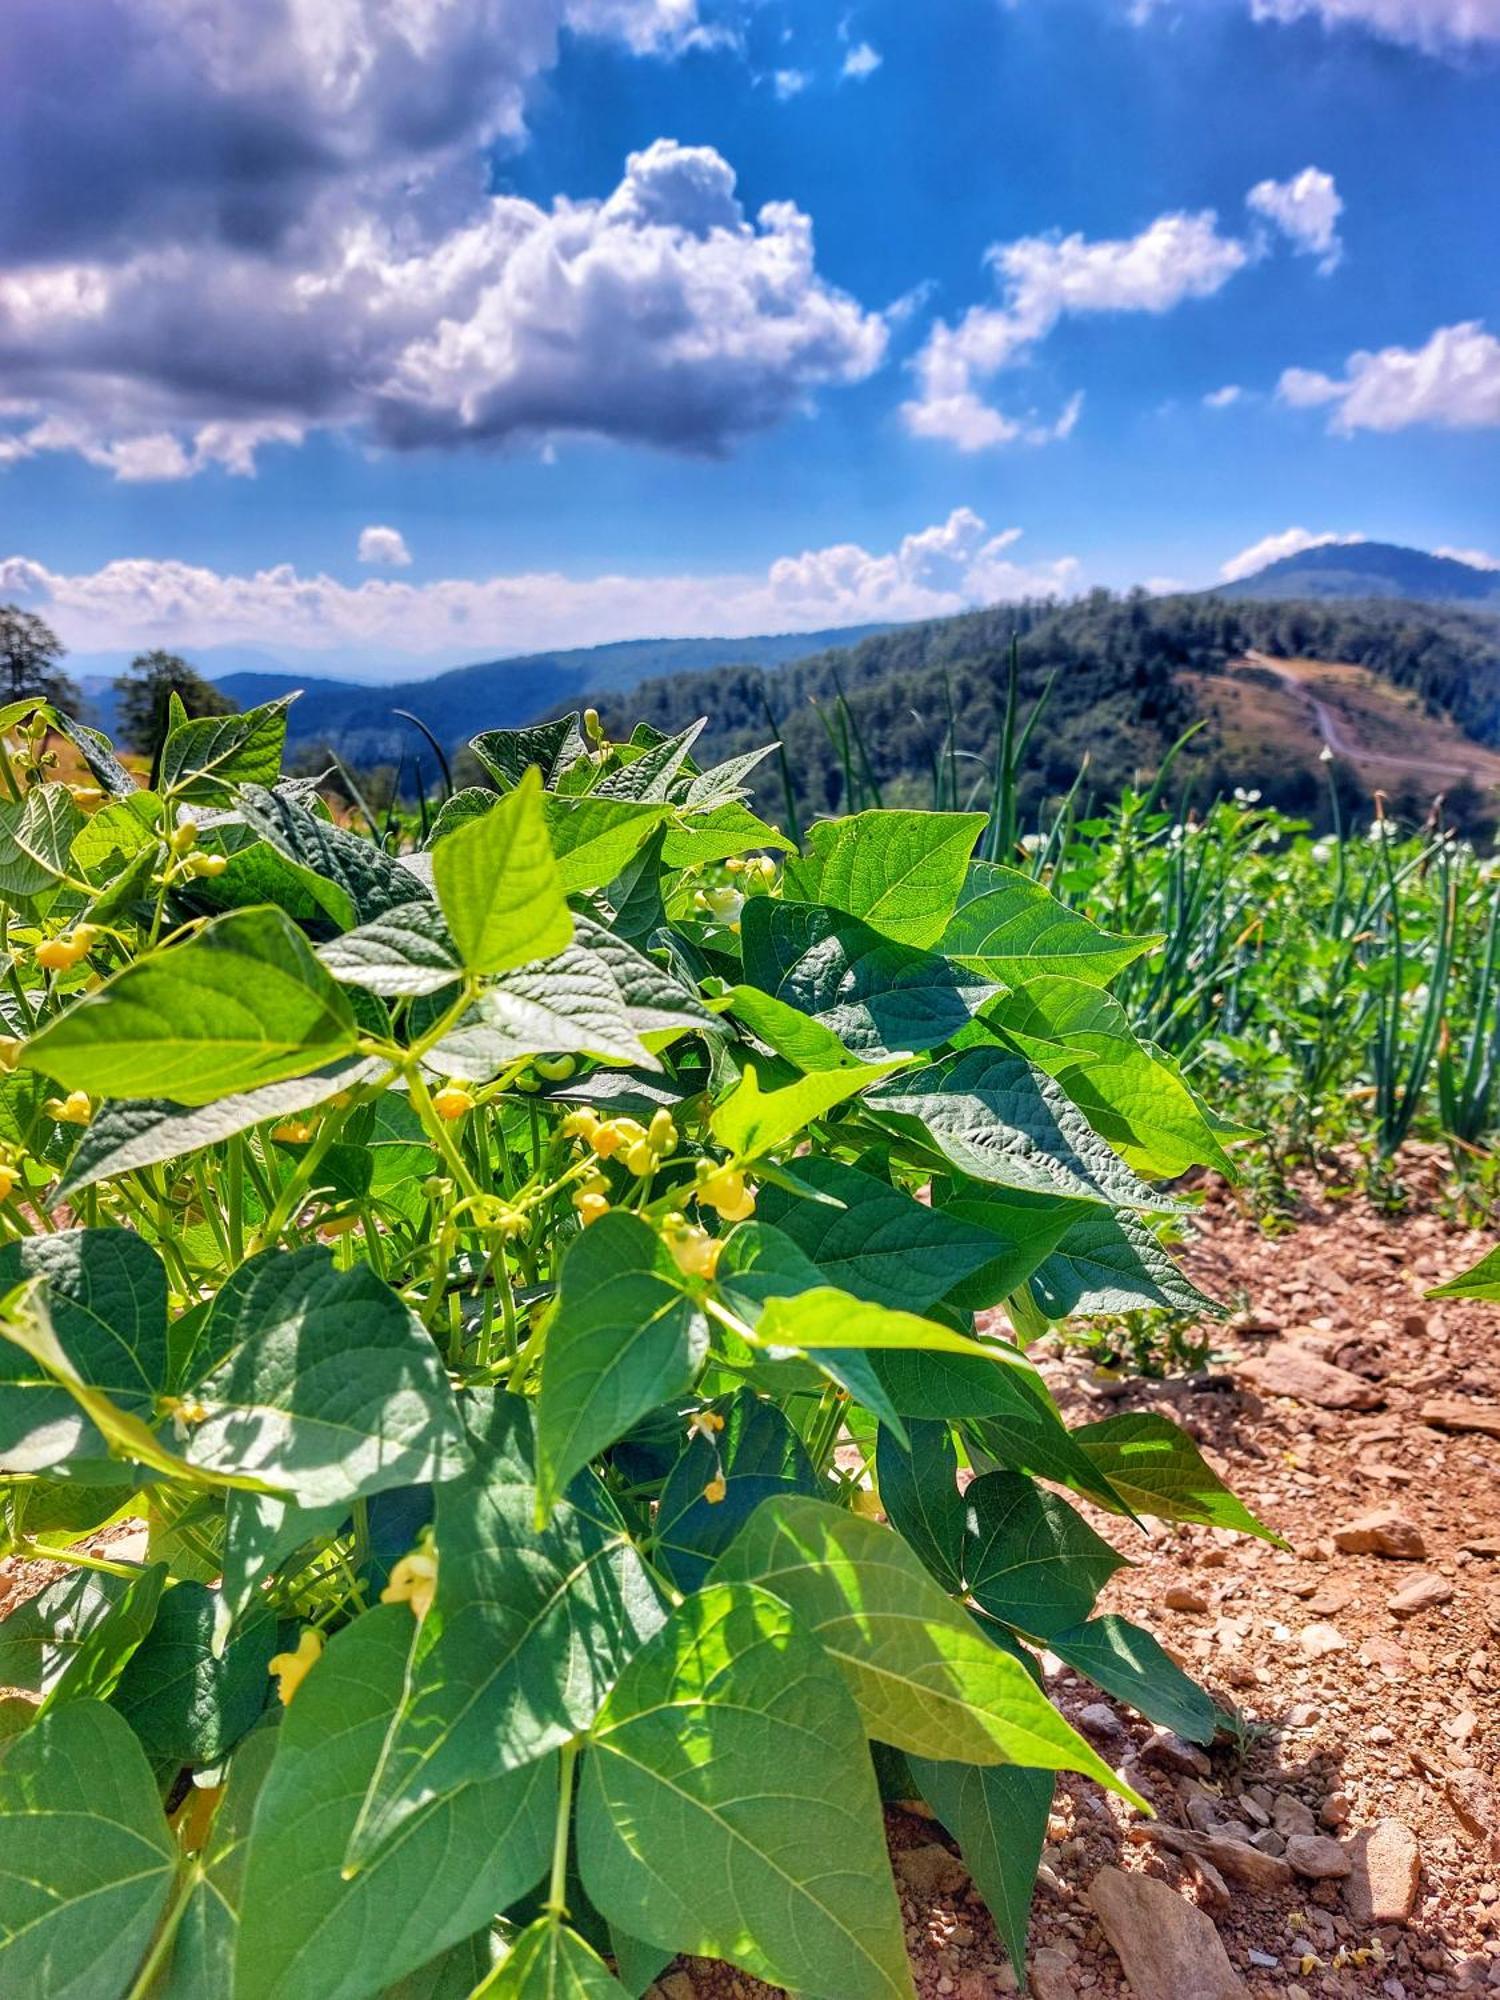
1242,652,1491,784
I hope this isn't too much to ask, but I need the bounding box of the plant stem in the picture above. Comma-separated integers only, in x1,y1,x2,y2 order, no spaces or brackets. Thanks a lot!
545,1740,579,1919
123,1861,202,2000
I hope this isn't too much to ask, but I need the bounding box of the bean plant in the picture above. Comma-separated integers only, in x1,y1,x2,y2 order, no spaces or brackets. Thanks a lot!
0,694,1269,2000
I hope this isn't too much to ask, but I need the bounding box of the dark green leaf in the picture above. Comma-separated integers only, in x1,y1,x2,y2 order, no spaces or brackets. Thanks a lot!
1049,1615,1219,1744
655,1392,818,1591
909,1758,1052,1977
159,698,292,802
875,1420,966,1589
964,1471,1127,1639
110,1582,276,1767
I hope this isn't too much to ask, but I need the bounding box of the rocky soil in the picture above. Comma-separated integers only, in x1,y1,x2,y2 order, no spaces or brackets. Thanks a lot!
663,1151,1500,1999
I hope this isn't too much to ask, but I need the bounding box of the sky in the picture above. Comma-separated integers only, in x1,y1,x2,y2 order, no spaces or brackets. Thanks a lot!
0,0,1496,681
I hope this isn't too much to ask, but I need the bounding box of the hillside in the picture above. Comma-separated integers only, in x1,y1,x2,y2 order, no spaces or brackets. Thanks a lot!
1217,539,1500,605
593,592,1500,831
211,623,896,770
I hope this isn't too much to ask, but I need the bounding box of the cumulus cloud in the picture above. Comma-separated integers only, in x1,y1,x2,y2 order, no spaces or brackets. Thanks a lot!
0,510,1079,670
0,137,885,478
0,5,887,478
1219,527,1366,581
1276,321,1500,432
1249,0,1500,51
1204,384,1243,408
1436,544,1500,569
842,41,883,78
772,68,809,98
358,525,412,568
904,207,1250,450
1246,167,1344,272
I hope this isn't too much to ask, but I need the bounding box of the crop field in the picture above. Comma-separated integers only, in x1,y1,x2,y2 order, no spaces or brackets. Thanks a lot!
0,691,1495,1999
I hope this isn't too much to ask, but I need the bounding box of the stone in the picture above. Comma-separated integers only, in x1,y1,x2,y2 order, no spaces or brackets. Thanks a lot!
1274,1794,1317,1839
1320,1792,1352,1828
1345,1820,1422,1924
1300,1622,1347,1658
1139,1727,1211,1778
1240,1345,1383,1412
1164,1584,1211,1614
1285,1833,1353,1880
1087,1866,1247,2000
895,1843,970,1897
1332,1509,1427,1560
1447,1769,1500,1860
1194,1832,1294,1893
1387,1572,1454,1618
1077,1702,1128,1745
1420,1398,1500,1440
1029,1947,1079,2000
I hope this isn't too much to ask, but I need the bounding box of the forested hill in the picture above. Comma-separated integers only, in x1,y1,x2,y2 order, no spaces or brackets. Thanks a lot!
588,592,1500,829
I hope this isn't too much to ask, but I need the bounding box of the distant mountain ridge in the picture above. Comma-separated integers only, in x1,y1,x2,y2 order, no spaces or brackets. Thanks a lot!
210,623,897,769
1217,540,1500,605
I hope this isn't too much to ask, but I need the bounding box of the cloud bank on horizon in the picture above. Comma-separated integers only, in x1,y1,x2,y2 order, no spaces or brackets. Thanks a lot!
0,0,1495,665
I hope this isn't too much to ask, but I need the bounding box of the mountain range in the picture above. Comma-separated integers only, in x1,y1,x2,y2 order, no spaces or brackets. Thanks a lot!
1217,540,1500,605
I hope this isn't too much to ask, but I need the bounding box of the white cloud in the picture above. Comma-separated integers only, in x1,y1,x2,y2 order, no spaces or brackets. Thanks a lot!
772,68,809,99
0,510,1080,670
842,41,883,77
1437,544,1500,570
1246,167,1344,272
1276,321,1500,432
0,139,885,478
1249,0,1500,51
1204,384,1243,408
358,526,412,569
1219,527,1366,581
905,207,1251,450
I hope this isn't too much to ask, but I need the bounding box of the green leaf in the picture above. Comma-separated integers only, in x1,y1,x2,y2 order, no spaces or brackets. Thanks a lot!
0,1228,168,1473
217,1492,349,1633
21,907,359,1107
236,786,429,927
481,1920,631,1999
660,802,794,869
319,904,463,997
714,1500,1139,1805
429,945,656,1082
0,784,84,900
992,977,1235,1179
110,1582,276,1768
594,721,704,802
570,915,717,1043
740,902,1000,1059
543,796,669,893
0,1565,161,1706
930,1188,1091,1312
875,1420,966,1589
681,745,777,810
433,766,571,976
870,1350,1128,1511
784,811,985,948
909,1758,1052,1977
1029,1209,1219,1318
49,711,136,800
655,1392,818,1591
709,1061,905,1160
941,861,1156,985
755,1286,1012,1361
1049,1615,1219,1744
0,1701,178,2000
1071,1411,1276,1539
721,983,870,1071
57,1058,384,1199
236,1607,555,2000
344,1392,665,1870
964,1471,1126,1639
756,1157,1000,1312
1427,1243,1500,1301
578,1580,915,2000
159,697,292,801
469,715,581,790
867,1049,1165,1210
178,1246,468,1506
536,1213,708,1517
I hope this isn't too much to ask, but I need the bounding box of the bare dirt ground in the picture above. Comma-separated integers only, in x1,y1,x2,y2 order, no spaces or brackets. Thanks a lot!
664,1150,1500,2000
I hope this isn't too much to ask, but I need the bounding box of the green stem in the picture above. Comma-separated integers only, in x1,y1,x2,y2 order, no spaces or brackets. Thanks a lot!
123,1860,202,2000
545,1741,580,1918
15,1538,140,1578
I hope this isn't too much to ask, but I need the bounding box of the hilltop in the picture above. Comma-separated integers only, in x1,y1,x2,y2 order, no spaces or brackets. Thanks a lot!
1217,540,1500,606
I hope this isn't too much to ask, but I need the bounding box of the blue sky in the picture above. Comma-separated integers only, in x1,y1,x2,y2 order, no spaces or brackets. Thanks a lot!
0,0,1496,678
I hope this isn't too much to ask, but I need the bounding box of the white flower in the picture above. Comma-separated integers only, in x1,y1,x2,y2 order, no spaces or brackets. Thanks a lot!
1019,833,1045,853
1311,841,1332,866
1368,820,1397,841
1319,745,1334,763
